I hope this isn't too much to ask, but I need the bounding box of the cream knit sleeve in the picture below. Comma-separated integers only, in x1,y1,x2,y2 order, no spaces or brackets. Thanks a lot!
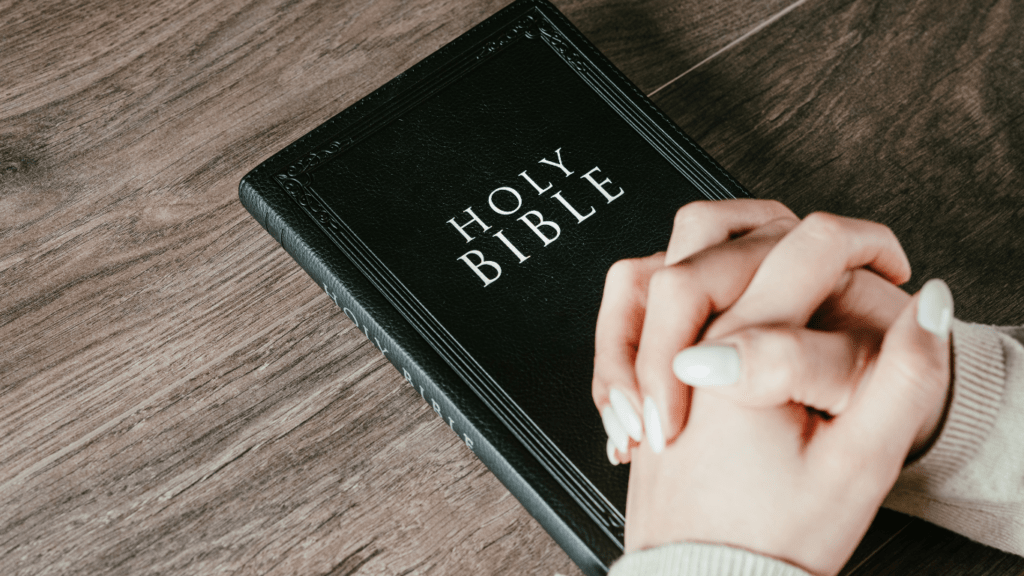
609,320,1024,576
607,542,811,576
883,320,1024,556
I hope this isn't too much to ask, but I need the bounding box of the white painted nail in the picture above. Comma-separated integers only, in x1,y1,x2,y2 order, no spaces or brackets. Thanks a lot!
643,396,665,454
609,388,644,442
606,437,620,466
601,406,629,454
672,345,740,387
918,279,954,339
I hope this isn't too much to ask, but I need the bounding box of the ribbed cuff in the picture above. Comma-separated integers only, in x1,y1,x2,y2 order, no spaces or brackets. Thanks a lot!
608,543,811,576
902,320,1005,484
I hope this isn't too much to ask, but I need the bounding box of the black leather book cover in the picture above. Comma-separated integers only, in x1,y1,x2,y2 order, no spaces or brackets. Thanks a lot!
239,1,748,573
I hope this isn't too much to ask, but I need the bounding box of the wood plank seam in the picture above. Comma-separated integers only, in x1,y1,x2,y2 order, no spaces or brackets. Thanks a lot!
647,0,814,97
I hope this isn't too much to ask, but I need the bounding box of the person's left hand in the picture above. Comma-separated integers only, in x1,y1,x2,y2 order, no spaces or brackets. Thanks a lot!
624,275,952,575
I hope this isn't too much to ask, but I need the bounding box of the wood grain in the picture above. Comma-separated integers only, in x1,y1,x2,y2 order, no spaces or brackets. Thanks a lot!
557,0,799,93
652,0,1024,324
0,0,810,574
652,0,1024,570
4,0,1020,572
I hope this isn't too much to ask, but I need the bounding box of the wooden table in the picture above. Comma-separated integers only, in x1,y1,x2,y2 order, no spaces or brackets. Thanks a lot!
3,0,1022,574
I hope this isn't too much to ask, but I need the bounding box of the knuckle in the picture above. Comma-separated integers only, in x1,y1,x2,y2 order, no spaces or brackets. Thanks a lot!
763,199,796,219
633,351,660,391
605,257,645,290
593,348,635,380
800,211,847,242
860,217,901,249
648,266,693,297
648,268,703,315
634,350,673,395
591,354,616,384
648,266,671,292
763,214,800,236
673,200,715,231
771,329,801,386
756,328,800,401
878,221,899,243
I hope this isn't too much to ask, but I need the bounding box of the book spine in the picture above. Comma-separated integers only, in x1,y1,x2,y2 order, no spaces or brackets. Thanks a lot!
238,177,612,575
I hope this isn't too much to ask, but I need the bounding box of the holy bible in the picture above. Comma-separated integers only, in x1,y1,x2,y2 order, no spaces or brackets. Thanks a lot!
238,0,748,573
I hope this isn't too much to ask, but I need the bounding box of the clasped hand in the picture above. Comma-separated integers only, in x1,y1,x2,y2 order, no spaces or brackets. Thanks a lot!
591,200,954,576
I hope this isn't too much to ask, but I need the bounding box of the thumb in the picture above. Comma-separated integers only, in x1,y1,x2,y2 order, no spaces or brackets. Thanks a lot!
672,327,875,415
832,279,953,466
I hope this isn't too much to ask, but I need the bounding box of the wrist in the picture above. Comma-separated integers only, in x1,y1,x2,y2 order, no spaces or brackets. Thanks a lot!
901,321,1004,480
907,338,955,461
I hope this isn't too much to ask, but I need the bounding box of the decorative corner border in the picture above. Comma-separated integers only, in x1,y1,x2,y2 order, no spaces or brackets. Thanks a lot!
478,12,538,57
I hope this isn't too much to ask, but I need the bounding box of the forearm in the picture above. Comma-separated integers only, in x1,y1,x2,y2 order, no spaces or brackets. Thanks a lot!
884,320,1024,555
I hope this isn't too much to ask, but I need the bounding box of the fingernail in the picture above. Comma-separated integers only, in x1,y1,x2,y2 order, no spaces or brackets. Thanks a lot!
606,437,620,466
601,406,629,454
609,389,644,442
918,279,954,339
672,345,740,387
643,396,665,454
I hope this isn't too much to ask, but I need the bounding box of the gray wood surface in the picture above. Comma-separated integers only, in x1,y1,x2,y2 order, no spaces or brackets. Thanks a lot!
0,0,801,574
2,0,1021,574
651,0,1024,571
